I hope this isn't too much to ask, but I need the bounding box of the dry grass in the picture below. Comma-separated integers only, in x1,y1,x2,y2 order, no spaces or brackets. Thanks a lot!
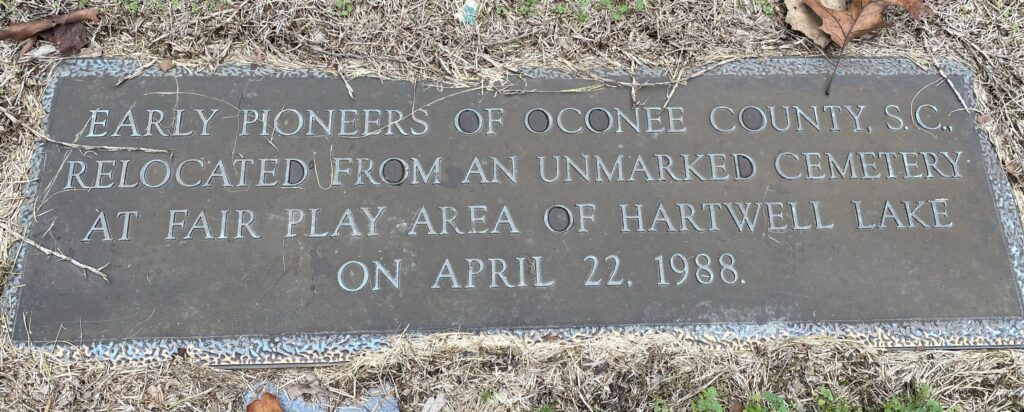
2,334,1024,410
0,0,1022,410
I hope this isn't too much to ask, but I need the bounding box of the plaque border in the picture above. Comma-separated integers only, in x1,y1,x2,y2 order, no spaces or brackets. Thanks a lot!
3,57,1023,366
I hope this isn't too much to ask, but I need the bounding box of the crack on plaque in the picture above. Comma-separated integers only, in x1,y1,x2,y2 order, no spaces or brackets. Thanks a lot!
232,80,253,158
259,104,285,153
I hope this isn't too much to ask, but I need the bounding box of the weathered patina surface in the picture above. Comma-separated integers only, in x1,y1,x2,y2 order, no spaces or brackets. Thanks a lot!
5,58,1022,364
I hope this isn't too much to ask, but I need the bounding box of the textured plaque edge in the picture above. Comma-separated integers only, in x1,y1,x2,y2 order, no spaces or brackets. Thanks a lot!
3,57,1022,366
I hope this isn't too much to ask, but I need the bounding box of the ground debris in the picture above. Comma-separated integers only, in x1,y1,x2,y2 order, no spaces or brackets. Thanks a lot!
0,8,98,55
158,57,175,72
246,393,284,412
784,0,845,47
804,0,934,47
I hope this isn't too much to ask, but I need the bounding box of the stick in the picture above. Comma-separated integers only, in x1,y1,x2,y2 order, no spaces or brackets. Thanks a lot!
0,221,109,282
823,11,856,96
116,60,157,87
663,56,740,108
41,135,173,155
932,57,973,113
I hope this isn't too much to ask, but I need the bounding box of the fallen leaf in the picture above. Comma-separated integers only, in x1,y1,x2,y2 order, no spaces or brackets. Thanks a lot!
158,58,175,72
1004,160,1022,177
18,36,36,55
890,0,934,18
246,393,284,412
39,22,90,54
0,8,98,42
805,0,887,47
785,0,830,47
804,0,933,47
26,43,57,58
77,46,104,58
821,0,848,8
784,0,846,47
283,372,338,403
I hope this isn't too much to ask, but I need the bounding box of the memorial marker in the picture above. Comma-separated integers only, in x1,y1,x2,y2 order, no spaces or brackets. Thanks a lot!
5,57,1024,365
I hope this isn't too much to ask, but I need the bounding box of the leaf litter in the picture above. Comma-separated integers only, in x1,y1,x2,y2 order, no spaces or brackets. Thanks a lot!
803,0,934,47
246,392,284,412
0,8,97,54
785,0,846,48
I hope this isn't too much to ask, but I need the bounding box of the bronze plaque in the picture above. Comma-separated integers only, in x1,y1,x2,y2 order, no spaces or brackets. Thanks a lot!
5,58,1024,365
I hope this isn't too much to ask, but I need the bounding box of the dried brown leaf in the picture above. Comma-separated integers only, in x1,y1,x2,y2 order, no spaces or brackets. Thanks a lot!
0,8,98,42
39,22,91,55
1004,159,1022,177
891,0,935,19
804,0,886,47
283,372,338,403
246,393,284,412
784,0,832,47
804,0,932,47
18,37,35,55
158,58,175,72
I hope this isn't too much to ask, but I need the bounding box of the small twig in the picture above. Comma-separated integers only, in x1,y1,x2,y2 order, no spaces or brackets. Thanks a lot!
663,57,740,108
663,69,686,109
499,84,605,95
313,47,404,63
0,221,109,282
40,135,173,155
824,9,858,96
824,50,844,96
932,57,973,114
116,59,157,87
339,72,355,100
590,75,670,88
592,57,739,90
